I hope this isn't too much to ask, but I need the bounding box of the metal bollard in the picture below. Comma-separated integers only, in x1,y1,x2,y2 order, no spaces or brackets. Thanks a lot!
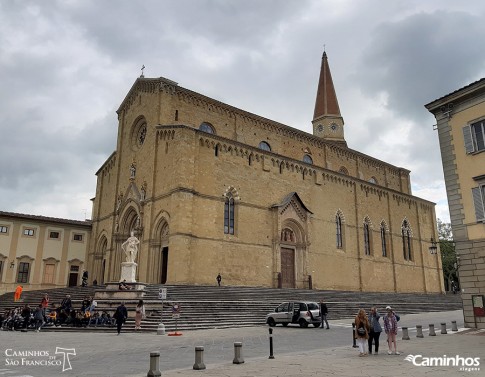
401,327,410,340
441,323,447,334
147,352,161,377
193,346,206,370
157,323,165,335
233,342,244,364
352,323,357,347
452,321,458,331
429,324,436,336
416,325,424,338
269,328,275,359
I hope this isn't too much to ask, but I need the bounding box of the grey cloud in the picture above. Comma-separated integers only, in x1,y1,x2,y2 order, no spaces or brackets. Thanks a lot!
359,10,485,121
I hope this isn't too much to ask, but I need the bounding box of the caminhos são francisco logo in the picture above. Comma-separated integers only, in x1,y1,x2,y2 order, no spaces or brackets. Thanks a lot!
404,354,480,372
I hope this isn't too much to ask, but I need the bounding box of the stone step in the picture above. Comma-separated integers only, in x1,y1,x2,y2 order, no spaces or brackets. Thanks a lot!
0,283,462,334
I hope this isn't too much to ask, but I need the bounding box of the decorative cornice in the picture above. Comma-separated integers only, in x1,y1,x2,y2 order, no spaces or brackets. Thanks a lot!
95,151,117,176
121,78,407,177
172,125,434,206
0,211,91,227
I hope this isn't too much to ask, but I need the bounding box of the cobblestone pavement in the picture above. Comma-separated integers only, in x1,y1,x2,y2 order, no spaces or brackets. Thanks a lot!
1,310,483,377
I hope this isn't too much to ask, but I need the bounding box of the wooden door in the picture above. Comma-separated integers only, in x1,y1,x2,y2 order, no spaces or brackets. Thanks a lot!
280,248,295,288
68,273,78,287
161,247,168,284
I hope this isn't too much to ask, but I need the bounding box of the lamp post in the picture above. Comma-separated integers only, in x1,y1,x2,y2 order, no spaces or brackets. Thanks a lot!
453,256,461,294
428,237,438,254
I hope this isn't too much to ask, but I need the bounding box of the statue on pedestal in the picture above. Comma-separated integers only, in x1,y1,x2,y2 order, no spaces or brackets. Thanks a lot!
121,231,140,263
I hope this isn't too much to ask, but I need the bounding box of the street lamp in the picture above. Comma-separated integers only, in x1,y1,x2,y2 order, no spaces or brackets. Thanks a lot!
429,237,438,254
453,256,461,294
454,256,461,271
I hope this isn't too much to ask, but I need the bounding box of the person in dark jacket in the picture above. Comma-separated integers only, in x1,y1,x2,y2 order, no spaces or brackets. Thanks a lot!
114,302,128,335
59,294,72,314
368,307,382,355
319,300,329,329
33,305,44,332
21,304,31,329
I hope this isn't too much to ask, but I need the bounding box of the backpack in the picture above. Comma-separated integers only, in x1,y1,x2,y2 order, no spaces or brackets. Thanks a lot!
395,313,400,322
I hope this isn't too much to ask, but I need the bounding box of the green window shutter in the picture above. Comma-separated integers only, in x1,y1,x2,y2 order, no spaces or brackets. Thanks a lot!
472,187,485,221
463,125,474,154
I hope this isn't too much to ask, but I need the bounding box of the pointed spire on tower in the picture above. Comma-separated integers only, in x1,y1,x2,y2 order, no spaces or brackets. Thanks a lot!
313,51,341,120
312,51,346,146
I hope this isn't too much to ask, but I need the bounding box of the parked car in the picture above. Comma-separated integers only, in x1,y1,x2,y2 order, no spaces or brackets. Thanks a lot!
266,301,321,328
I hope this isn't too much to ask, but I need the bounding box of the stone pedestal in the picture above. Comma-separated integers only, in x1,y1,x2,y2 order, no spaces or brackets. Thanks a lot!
94,282,147,303
121,262,137,283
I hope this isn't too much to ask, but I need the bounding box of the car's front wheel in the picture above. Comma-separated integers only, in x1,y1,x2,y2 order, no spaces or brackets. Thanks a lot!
267,318,276,327
299,319,308,328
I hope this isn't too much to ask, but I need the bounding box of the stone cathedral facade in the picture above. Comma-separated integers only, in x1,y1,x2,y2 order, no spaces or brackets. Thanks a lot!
87,53,444,293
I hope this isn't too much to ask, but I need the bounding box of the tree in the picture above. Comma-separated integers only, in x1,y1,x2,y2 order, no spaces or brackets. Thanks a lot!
437,219,458,292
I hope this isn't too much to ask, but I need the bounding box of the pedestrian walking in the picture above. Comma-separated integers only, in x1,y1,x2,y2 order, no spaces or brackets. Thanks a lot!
383,306,400,355
368,306,382,355
319,300,329,329
216,273,222,287
14,285,23,302
354,308,370,357
113,302,128,335
40,293,49,321
34,304,44,332
134,299,145,330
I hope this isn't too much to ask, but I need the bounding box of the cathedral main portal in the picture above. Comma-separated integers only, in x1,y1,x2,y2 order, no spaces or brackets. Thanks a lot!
280,247,295,288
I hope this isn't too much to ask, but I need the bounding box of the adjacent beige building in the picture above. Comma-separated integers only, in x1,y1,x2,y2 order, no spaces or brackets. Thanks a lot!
86,52,444,293
426,78,485,328
0,211,91,294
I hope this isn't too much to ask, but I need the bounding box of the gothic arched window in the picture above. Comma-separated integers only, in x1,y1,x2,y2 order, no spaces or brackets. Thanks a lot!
402,220,412,261
303,154,313,164
258,141,271,152
336,214,343,249
199,122,215,134
363,219,371,256
224,193,235,235
380,222,388,257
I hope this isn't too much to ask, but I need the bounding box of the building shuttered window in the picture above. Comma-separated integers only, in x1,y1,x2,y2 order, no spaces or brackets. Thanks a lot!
472,186,485,222
463,120,485,154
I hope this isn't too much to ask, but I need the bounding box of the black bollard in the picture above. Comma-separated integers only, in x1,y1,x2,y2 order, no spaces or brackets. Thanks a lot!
269,328,275,359
352,323,357,348
147,352,161,377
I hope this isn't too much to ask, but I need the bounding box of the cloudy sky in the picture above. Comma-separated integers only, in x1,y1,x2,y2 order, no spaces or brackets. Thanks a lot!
1,0,485,223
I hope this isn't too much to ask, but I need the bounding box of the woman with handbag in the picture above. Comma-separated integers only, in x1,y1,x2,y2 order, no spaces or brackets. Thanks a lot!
354,308,370,357
368,307,382,355
383,306,400,355
134,299,145,330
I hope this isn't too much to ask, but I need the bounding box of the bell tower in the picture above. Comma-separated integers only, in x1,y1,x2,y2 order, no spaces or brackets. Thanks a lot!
312,51,346,146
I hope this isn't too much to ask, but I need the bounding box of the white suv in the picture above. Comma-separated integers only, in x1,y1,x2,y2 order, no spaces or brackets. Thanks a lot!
266,301,321,328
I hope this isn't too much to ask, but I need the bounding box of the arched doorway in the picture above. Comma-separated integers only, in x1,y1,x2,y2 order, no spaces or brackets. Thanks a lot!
159,221,169,284
280,228,296,288
111,207,140,281
93,236,108,284
149,217,169,284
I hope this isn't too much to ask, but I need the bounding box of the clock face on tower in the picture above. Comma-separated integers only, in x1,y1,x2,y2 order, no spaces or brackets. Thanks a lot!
330,123,339,133
317,124,324,132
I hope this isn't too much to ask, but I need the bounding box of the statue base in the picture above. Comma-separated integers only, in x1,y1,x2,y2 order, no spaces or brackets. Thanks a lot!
121,262,137,283
94,282,147,302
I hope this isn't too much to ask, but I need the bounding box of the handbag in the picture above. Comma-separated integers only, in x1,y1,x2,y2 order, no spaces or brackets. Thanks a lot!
357,326,366,335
